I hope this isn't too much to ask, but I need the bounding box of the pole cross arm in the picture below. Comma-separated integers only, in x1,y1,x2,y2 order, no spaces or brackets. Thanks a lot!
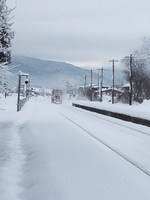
18,71,29,76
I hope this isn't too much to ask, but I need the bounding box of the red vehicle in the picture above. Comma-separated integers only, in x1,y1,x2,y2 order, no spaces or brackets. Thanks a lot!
51,89,63,104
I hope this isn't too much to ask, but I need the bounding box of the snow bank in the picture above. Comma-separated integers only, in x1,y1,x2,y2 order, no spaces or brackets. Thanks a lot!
73,99,150,120
0,93,6,110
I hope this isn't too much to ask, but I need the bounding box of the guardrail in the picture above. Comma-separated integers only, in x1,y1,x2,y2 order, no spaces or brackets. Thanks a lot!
72,103,150,127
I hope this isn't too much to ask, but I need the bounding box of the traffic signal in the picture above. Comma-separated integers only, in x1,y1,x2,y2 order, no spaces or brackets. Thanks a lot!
25,79,29,84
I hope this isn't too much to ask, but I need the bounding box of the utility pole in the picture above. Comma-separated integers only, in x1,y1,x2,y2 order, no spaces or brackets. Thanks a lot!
84,73,87,97
95,68,100,101
109,59,118,104
90,69,93,101
92,68,102,102
125,54,135,106
97,68,101,102
100,67,103,102
129,54,133,106
97,69,100,95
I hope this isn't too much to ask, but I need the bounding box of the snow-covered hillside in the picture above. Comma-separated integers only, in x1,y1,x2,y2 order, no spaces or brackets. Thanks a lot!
10,55,90,89
9,55,125,89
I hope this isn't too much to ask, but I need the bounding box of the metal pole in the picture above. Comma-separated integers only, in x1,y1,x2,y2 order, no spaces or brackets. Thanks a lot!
28,78,30,100
25,75,29,99
17,74,21,112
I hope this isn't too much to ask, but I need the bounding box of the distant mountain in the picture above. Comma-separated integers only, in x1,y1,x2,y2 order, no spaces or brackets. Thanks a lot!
9,55,126,89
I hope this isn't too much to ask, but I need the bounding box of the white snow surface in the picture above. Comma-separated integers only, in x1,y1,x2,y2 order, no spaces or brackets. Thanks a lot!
73,99,150,120
0,94,150,200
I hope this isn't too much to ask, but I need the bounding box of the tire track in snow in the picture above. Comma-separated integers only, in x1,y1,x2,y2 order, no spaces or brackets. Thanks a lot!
0,124,26,200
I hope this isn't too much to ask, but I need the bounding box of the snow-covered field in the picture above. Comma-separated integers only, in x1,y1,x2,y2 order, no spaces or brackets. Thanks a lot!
0,94,150,200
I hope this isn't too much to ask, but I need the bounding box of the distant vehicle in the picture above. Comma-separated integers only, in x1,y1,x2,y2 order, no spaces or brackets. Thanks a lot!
51,89,63,104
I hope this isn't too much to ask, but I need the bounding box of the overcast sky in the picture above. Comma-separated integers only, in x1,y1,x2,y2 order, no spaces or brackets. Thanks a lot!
8,0,150,68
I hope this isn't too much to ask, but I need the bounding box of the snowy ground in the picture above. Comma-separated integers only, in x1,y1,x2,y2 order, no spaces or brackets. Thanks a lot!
73,99,150,120
0,94,150,200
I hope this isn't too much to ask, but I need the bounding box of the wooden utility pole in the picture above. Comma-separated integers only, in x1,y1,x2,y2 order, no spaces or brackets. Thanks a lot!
90,69,93,101
109,59,118,104
84,73,87,97
129,54,133,106
97,69,100,94
100,67,103,102
95,68,101,101
125,54,135,105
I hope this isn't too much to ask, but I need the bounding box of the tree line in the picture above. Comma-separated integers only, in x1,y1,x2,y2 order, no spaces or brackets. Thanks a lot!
0,0,14,94
123,38,150,103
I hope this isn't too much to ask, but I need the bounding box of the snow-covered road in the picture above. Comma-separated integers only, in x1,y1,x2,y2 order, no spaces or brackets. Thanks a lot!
0,96,150,200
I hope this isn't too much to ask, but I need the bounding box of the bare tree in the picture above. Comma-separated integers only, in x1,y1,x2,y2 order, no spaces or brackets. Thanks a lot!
122,38,150,103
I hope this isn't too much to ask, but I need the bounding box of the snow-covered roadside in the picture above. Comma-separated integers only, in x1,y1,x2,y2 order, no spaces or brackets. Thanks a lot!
0,95,61,200
0,94,7,110
1,95,150,200
13,97,150,200
73,99,150,120
0,94,26,200
0,94,18,122
0,124,25,200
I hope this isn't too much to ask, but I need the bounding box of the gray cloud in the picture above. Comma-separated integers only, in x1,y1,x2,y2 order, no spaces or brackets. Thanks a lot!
8,0,150,67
